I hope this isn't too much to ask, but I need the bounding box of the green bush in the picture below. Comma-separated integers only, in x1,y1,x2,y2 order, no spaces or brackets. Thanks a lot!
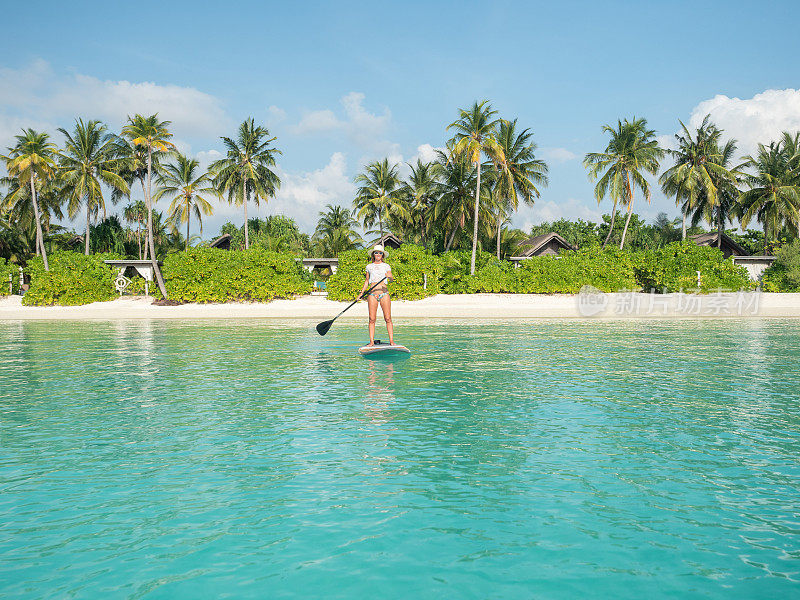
634,241,753,293
327,244,441,301
162,247,312,303
516,246,638,293
468,258,519,293
761,239,800,292
439,250,513,293
325,248,367,302
0,261,21,296
22,252,121,306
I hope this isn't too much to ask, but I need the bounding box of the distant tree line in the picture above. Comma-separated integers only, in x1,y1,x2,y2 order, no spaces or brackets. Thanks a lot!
3,101,800,296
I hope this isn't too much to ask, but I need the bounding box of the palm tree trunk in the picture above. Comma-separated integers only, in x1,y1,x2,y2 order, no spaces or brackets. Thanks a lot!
619,176,634,249
379,207,384,240
620,205,634,249
470,163,482,275
602,198,618,248
243,180,249,250
29,176,49,271
717,207,723,249
681,208,687,240
139,181,147,259
763,219,769,254
146,148,169,299
445,224,458,252
496,207,503,260
186,201,190,251
85,200,90,255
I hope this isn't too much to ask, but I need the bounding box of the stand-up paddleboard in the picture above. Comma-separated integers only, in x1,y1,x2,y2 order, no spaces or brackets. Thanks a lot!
358,340,411,356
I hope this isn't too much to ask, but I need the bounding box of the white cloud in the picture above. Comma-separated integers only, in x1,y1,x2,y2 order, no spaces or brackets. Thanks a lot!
172,139,193,155
412,143,440,164
656,134,677,152
267,105,287,123
340,92,391,150
391,143,442,178
291,91,396,158
688,88,800,157
540,147,577,163
195,149,222,170
0,60,230,150
294,109,342,134
0,113,52,152
268,152,355,231
191,153,355,235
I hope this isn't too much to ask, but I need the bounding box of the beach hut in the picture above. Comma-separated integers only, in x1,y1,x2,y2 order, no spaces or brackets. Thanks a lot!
509,232,576,267
689,232,748,258
518,232,576,257
209,234,232,250
370,233,403,250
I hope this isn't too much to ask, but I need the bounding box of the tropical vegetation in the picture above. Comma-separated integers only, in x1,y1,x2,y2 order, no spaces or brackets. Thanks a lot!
2,101,800,305
210,118,281,250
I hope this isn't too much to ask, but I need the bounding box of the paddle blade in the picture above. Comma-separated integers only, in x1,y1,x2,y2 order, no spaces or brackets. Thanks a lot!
316,319,333,336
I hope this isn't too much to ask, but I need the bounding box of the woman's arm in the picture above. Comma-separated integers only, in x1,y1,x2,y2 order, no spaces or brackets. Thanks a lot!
386,267,394,283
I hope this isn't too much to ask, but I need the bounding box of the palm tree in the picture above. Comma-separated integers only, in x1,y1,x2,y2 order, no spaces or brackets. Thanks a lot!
1,172,63,260
492,119,548,258
659,116,736,242
433,146,478,252
584,117,663,249
353,158,406,240
687,139,743,247
448,100,505,274
57,119,129,255
123,200,147,259
315,204,359,236
121,114,174,298
781,131,800,238
313,204,362,255
90,216,127,254
400,160,439,249
211,118,281,249
1,129,58,270
113,139,168,260
738,141,800,253
154,153,216,250
150,209,184,255
497,226,530,259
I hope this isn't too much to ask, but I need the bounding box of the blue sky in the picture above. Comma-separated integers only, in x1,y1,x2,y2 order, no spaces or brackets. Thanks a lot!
2,0,800,236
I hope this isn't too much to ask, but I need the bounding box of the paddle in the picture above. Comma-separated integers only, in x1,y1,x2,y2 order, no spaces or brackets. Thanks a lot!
316,276,387,336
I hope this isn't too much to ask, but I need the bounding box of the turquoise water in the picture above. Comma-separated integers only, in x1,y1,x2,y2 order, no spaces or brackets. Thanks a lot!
1,319,799,599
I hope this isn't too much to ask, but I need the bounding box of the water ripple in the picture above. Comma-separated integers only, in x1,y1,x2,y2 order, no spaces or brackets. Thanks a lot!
1,319,799,599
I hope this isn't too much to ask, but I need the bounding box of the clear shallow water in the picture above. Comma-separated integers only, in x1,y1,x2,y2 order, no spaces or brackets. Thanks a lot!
1,319,799,599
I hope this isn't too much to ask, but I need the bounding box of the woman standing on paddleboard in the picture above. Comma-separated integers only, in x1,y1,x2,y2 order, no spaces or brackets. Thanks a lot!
359,244,394,347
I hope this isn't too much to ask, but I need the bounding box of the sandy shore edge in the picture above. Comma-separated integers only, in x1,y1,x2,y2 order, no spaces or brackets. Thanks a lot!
1,292,798,320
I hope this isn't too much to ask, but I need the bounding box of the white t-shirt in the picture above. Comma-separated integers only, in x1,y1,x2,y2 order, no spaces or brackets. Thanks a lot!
366,262,391,285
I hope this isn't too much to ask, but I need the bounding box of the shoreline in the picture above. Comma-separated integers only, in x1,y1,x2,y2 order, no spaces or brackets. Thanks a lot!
1,292,799,321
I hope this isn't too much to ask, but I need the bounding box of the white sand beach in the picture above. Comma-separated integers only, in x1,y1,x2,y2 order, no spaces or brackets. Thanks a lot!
1,292,798,320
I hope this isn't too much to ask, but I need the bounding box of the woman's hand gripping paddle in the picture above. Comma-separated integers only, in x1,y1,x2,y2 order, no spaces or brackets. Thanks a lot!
316,276,387,336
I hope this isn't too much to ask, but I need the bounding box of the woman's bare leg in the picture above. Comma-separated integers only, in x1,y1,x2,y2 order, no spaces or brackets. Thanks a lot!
380,294,394,345
367,295,378,344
